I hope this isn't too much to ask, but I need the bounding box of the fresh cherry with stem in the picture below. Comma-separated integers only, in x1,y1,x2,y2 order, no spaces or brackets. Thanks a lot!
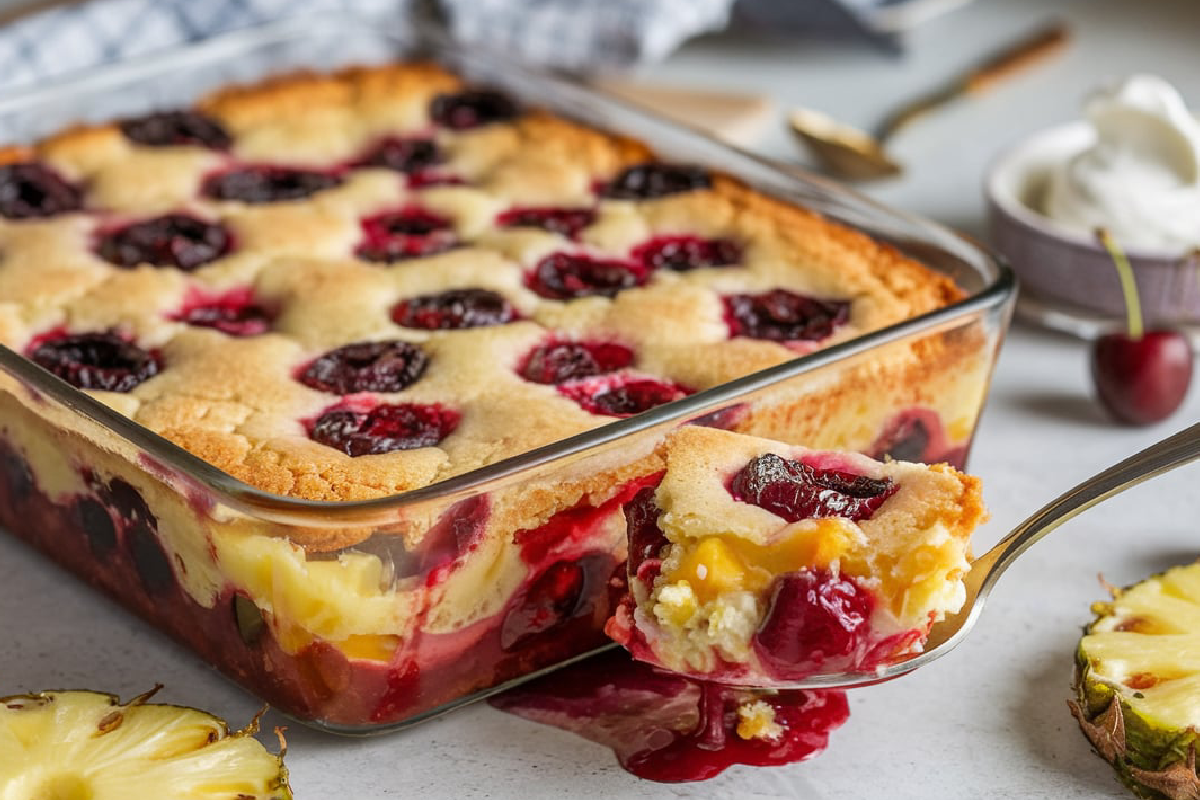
1089,228,1193,426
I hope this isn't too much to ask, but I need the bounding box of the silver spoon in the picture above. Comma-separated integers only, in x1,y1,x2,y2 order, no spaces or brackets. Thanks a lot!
763,418,1200,690
789,21,1069,181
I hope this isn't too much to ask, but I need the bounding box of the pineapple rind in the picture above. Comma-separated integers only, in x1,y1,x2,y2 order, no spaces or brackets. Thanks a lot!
0,689,291,800
1075,563,1200,800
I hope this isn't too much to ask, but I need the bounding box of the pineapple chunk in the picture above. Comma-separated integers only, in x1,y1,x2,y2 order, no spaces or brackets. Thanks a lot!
0,688,290,799
1073,562,1200,799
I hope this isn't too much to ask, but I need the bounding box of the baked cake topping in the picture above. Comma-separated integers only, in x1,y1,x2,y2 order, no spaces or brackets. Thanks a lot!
429,87,520,129
118,110,233,150
309,402,459,456
723,290,851,342
200,165,344,203
355,207,458,262
518,340,635,385
391,288,516,330
94,213,233,271
298,340,429,394
0,162,84,218
0,63,965,502
27,332,162,393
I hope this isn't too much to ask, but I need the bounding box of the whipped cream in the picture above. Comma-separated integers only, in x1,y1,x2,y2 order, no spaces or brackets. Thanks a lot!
1043,74,1200,253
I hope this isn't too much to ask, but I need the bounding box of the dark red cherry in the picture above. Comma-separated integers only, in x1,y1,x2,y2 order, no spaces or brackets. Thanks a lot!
74,496,117,555
405,172,467,189
309,403,458,456
496,207,596,240
624,485,668,585
430,88,519,130
28,332,161,393
355,207,457,262
0,162,83,219
601,163,712,200
201,166,342,203
353,136,441,173
95,213,232,271
0,443,33,503
631,235,741,272
1091,331,1193,426
298,340,429,394
118,110,232,150
723,290,850,342
528,253,645,300
173,287,272,336
729,453,896,523
752,570,874,678
500,560,586,650
391,288,515,330
518,341,635,384
559,376,691,417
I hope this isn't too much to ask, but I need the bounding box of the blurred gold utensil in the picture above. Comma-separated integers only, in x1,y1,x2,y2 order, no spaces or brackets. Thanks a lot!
790,21,1069,181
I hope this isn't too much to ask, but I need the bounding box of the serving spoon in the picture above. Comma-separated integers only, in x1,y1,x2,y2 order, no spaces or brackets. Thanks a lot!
752,418,1200,690
789,21,1069,181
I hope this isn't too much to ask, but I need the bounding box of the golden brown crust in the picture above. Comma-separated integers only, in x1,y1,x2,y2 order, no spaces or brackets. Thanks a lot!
0,61,981,520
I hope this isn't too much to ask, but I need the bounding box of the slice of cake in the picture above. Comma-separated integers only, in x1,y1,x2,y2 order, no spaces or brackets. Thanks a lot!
607,426,986,683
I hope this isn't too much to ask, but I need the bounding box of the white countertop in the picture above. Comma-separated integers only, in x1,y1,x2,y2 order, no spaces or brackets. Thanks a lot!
4,0,1200,797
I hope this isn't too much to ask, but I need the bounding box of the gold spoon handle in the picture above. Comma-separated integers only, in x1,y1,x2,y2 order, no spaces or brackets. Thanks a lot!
875,21,1069,144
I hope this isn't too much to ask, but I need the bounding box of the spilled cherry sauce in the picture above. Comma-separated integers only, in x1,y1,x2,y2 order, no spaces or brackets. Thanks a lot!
489,649,849,783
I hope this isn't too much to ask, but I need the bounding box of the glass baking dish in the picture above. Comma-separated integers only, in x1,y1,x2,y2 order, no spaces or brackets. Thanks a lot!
0,13,1015,733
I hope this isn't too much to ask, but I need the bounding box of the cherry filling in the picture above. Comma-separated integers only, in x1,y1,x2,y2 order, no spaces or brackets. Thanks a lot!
527,253,646,300
391,288,515,330
95,213,233,271
172,287,272,336
752,569,875,679
490,649,850,783
355,207,457,262
429,88,520,130
201,166,343,203
868,408,966,469
625,484,669,587
601,163,712,200
0,162,83,219
723,289,850,343
631,235,741,272
28,331,162,393
518,340,635,385
729,453,897,523
558,375,691,417
308,402,458,456
117,110,232,149
298,340,429,394
353,136,442,174
500,560,586,651
495,206,596,240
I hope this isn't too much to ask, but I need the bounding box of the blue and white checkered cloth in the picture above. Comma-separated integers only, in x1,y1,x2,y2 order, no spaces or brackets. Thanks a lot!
0,0,902,90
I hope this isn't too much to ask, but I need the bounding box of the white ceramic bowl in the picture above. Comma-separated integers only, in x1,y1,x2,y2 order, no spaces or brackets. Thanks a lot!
985,121,1200,325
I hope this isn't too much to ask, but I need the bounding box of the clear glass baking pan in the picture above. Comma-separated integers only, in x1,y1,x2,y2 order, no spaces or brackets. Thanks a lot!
0,13,1015,733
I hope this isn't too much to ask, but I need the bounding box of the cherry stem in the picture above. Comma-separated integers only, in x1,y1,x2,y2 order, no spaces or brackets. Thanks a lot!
1096,227,1143,340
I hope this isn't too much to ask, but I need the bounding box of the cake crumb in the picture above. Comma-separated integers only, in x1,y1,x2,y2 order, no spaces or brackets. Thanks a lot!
736,699,783,742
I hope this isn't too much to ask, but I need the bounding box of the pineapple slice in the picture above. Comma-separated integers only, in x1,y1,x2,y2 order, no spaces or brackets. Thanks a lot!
1073,563,1200,800
0,688,291,799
